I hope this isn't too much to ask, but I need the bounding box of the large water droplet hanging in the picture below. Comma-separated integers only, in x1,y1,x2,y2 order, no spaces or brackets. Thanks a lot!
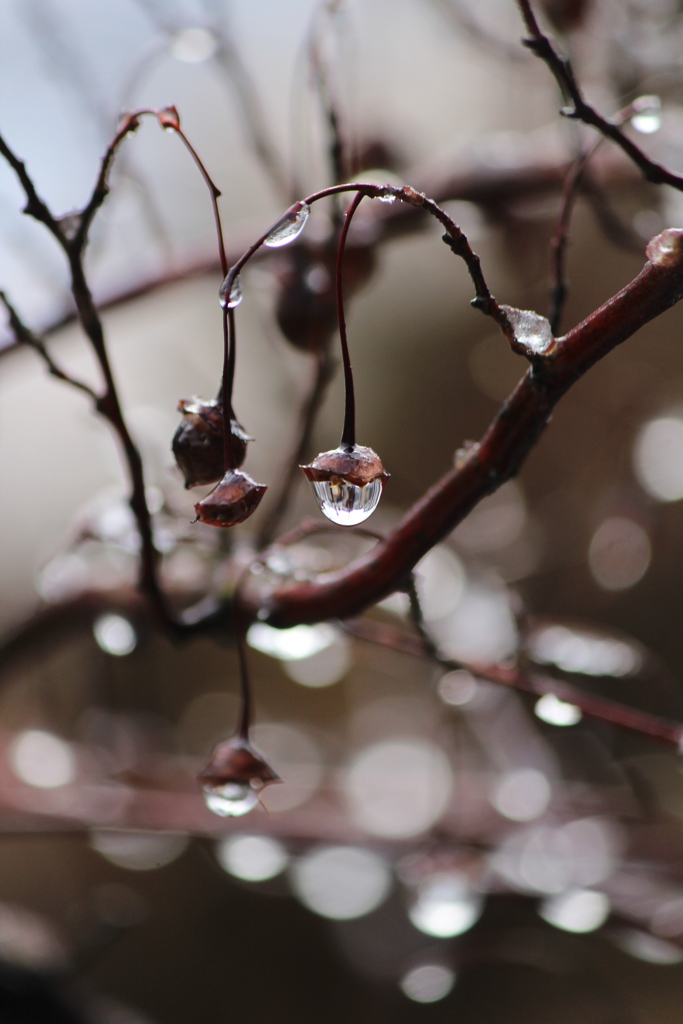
310,478,383,526
631,95,662,135
264,202,310,248
219,274,243,309
201,780,259,817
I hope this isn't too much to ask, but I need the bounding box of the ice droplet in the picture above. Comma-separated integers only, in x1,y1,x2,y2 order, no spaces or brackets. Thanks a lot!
219,274,243,309
310,478,383,526
264,201,310,248
631,95,662,135
201,781,259,817
503,306,554,356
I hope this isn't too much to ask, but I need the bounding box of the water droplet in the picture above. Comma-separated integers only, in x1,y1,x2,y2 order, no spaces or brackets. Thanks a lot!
408,874,484,937
534,692,582,727
631,95,662,135
378,192,396,204
201,781,260,817
309,478,383,526
93,614,137,656
264,202,310,248
219,273,243,309
503,306,554,356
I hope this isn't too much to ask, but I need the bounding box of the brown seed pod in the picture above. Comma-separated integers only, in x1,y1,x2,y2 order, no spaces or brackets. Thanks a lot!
172,398,249,488
301,444,388,487
194,469,266,527
198,734,281,789
198,735,281,817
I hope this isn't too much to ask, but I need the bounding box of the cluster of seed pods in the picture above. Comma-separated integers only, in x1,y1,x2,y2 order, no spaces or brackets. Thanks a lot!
173,192,389,534
156,109,399,817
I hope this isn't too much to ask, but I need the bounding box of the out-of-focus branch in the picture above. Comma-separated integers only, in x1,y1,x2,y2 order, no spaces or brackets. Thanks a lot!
344,618,683,748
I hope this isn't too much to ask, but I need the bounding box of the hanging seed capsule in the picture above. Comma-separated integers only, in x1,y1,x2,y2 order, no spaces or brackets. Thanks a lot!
157,105,181,131
264,201,311,248
198,735,281,817
301,445,388,526
172,398,249,488
194,469,267,527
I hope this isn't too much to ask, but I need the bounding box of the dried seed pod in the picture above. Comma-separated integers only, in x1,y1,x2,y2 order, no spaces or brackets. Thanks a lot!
301,444,388,526
198,735,281,817
194,469,266,527
172,398,248,488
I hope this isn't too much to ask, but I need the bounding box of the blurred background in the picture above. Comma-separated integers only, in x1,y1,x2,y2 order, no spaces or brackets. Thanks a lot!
4,0,683,1021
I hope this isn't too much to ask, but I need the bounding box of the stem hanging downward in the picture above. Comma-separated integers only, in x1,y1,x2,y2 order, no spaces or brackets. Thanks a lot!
337,191,364,449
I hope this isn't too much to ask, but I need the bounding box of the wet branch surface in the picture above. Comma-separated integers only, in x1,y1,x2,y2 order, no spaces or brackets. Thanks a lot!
246,233,683,626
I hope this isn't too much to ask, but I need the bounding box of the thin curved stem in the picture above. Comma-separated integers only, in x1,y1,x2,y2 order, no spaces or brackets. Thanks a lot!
236,627,252,740
222,308,237,469
174,127,229,278
337,191,364,448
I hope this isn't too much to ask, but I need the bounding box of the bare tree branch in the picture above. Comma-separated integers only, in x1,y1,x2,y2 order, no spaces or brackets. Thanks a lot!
243,233,683,625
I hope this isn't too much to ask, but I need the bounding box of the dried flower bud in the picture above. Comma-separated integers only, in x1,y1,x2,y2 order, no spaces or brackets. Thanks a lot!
157,105,180,131
194,469,266,527
172,398,248,489
198,735,281,817
301,444,388,526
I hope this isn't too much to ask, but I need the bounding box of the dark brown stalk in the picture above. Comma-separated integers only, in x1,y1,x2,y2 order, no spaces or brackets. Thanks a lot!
337,191,364,448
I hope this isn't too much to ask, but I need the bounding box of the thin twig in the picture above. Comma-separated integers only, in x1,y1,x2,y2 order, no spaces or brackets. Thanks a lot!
343,617,683,748
0,292,98,402
516,0,683,192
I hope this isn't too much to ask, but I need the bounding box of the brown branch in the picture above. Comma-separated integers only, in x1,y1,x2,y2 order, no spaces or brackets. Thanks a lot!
0,292,98,402
516,0,683,192
0,133,64,245
241,231,683,626
0,148,640,361
344,618,683,748
550,101,652,333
